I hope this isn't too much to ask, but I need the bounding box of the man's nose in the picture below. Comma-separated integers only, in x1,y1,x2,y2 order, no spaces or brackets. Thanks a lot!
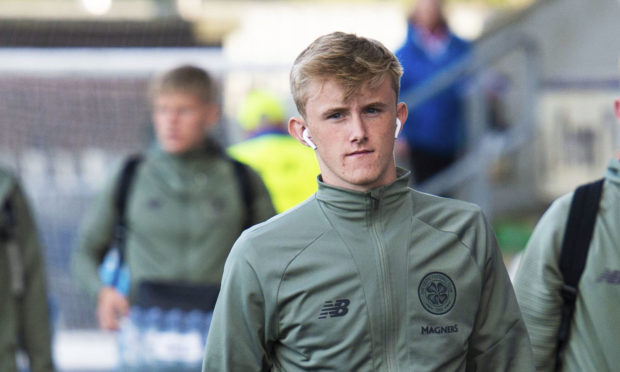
349,115,367,142
166,109,182,123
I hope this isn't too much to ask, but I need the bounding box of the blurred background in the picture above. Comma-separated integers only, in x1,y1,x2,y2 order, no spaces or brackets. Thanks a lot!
1,0,620,370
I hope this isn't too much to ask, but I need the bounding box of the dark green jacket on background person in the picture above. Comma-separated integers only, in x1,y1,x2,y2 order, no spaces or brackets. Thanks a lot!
0,167,55,372
204,168,534,371
72,140,276,303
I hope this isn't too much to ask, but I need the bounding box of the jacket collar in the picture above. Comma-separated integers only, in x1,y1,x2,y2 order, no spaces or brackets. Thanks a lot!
150,137,223,164
147,138,225,195
606,157,620,184
315,167,411,214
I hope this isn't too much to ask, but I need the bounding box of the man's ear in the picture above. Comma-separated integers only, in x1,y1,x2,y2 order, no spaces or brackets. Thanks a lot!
203,103,221,131
288,117,310,147
614,99,620,122
396,102,408,136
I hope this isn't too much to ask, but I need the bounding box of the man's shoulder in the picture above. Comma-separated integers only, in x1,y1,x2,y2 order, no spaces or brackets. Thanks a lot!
532,191,574,233
412,190,483,222
411,190,490,243
231,198,328,259
548,191,574,215
247,197,324,237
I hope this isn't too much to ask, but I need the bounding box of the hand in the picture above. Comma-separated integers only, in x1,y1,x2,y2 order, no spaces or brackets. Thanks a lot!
96,286,129,331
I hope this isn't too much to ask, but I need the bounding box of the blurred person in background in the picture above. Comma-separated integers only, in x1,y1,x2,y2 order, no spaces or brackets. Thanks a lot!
513,98,620,371
71,65,275,331
395,0,471,184
228,89,320,213
203,31,534,371
1,167,55,372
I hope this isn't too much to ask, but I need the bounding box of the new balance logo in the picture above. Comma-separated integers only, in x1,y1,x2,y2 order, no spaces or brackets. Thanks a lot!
596,268,620,285
318,299,350,319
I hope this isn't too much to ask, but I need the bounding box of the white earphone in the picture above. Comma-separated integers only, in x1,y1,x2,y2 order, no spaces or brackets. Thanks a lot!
395,118,402,139
302,128,317,150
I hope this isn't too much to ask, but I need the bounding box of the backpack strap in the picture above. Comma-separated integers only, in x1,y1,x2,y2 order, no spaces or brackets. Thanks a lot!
110,154,143,287
0,189,15,242
1,188,25,296
230,159,255,230
555,177,604,371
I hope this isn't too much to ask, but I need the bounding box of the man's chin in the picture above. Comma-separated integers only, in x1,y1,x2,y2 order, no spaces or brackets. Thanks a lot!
162,145,187,155
345,175,383,191
348,169,396,191
161,141,200,155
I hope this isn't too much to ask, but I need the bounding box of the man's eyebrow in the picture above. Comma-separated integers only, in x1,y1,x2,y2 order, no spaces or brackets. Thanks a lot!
363,101,389,109
322,106,349,117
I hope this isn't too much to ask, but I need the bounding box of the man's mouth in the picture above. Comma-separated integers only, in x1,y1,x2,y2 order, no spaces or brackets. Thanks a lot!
347,149,373,157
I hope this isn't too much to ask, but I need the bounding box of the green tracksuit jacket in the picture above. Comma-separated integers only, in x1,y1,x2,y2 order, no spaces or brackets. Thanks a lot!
72,141,276,302
203,168,534,371
514,158,620,372
0,168,55,372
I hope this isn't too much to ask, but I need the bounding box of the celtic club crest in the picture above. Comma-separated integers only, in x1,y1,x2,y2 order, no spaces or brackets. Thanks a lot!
418,272,456,315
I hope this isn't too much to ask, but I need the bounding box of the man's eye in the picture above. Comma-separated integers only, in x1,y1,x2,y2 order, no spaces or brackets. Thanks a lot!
366,107,380,114
327,113,342,119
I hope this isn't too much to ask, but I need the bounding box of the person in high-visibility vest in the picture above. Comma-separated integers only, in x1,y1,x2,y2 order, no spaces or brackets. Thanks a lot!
228,89,320,213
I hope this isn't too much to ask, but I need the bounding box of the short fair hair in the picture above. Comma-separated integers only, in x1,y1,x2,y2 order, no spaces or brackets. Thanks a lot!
148,64,217,104
290,32,403,118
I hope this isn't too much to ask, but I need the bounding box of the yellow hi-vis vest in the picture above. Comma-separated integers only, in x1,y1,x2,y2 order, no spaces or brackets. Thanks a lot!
228,134,320,213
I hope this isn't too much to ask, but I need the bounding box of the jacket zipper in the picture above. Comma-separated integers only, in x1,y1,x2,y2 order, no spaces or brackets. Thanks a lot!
370,196,396,371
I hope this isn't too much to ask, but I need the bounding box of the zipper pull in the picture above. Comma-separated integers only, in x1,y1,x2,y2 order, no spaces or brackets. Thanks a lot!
370,195,379,211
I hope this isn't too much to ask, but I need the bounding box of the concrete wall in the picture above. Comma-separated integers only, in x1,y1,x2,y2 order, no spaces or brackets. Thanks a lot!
484,0,620,203
515,0,620,80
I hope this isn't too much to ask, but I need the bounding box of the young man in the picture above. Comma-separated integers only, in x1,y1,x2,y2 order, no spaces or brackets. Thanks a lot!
1,167,55,372
71,65,275,330
202,32,534,371
513,99,620,371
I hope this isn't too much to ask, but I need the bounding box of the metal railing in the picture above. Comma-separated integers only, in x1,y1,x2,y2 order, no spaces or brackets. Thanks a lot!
401,32,540,219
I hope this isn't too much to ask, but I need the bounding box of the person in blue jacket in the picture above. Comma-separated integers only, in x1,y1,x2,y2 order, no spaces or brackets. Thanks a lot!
395,0,471,184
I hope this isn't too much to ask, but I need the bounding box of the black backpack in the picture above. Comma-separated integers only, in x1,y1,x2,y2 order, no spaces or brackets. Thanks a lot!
108,153,256,294
555,178,604,371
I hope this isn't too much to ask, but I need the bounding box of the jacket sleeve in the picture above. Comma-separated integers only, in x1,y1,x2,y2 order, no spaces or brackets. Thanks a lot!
70,164,121,300
466,212,535,371
512,194,572,372
11,181,55,372
203,237,273,372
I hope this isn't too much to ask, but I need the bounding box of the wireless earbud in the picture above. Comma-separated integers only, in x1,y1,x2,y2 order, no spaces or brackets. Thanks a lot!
395,118,402,139
302,128,317,150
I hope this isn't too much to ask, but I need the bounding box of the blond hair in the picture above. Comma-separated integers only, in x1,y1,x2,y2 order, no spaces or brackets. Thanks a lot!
290,32,403,117
148,64,217,104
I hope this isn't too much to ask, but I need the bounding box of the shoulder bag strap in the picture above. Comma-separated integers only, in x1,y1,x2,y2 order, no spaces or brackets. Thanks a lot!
555,178,604,370
1,188,25,296
110,154,143,287
230,159,255,230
